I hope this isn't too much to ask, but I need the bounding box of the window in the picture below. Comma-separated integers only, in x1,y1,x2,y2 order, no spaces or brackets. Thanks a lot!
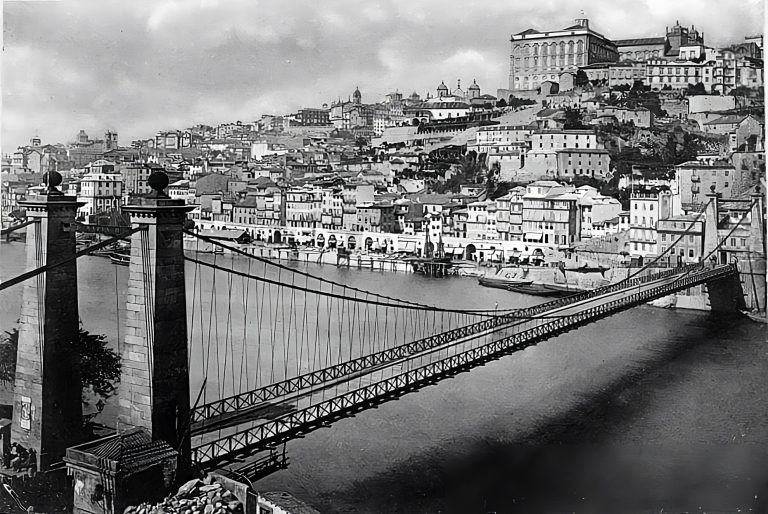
730,238,736,247
689,249,694,258
661,233,667,241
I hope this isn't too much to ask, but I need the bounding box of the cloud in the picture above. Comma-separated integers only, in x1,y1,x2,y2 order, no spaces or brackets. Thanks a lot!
2,0,763,150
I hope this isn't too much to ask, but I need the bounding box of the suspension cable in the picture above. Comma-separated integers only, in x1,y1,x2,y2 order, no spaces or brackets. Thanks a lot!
184,230,434,309
184,255,503,316
0,226,144,292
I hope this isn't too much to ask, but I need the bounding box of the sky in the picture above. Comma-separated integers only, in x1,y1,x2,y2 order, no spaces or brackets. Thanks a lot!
2,0,764,150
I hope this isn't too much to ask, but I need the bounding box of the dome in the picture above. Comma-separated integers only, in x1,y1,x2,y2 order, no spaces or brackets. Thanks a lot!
469,79,480,91
437,81,448,92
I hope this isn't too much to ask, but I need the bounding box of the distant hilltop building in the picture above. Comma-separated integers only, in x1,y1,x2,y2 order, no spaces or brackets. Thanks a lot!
431,79,482,103
507,16,618,91
614,20,705,61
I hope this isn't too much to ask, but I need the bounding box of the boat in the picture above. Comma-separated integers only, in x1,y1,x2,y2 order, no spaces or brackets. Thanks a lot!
563,264,609,274
478,268,532,289
110,253,130,266
507,281,585,297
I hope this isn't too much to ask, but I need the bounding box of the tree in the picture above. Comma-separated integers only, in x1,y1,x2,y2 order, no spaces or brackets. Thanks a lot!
686,82,707,96
574,70,590,87
496,98,508,108
485,161,500,196
0,325,121,415
563,107,588,129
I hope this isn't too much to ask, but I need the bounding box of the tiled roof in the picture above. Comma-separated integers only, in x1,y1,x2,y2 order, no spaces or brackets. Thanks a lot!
614,37,667,46
704,114,748,125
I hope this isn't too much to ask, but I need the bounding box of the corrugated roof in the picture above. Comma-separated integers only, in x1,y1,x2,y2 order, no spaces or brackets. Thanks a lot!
82,429,177,474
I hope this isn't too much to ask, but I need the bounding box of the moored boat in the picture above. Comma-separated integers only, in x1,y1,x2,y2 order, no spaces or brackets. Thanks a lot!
478,268,532,289
507,281,584,297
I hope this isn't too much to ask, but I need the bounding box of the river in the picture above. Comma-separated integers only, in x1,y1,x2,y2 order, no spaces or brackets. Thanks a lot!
1,241,766,513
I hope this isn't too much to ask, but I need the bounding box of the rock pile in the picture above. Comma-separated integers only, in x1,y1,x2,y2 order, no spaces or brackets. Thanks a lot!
123,477,244,514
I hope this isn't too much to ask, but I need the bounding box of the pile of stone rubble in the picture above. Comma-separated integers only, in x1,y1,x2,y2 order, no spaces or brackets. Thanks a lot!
123,477,243,514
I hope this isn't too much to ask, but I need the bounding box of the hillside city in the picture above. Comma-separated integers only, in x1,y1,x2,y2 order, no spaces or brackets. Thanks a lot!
1,11,767,514
2,18,765,274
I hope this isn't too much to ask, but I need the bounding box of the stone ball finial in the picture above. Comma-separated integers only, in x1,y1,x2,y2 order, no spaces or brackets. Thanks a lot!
148,171,169,195
43,171,63,193
709,184,716,193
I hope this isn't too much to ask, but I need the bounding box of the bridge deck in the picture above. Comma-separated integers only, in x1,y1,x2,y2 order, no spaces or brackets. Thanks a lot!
190,263,737,469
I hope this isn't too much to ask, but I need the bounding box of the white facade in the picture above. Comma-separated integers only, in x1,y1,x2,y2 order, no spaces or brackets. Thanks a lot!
530,130,599,151
646,59,715,91
77,172,123,218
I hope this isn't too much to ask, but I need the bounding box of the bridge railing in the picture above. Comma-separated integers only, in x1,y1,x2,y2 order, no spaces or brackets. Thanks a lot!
191,262,740,467
189,263,737,425
513,263,706,318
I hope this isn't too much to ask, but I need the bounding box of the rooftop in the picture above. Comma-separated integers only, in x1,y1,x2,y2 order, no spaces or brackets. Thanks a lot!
614,37,667,47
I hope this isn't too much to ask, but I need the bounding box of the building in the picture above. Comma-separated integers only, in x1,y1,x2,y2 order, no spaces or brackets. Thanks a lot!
607,61,647,87
593,106,654,128
675,161,739,210
296,108,331,126
645,59,715,91
530,129,600,150
494,187,525,241
614,37,669,61
616,21,704,61
285,188,322,229
355,202,397,233
77,172,123,219
508,17,618,91
521,181,580,246
577,187,623,238
465,200,493,240
555,148,611,180
342,183,375,230
657,214,705,264
120,163,154,198
628,188,677,258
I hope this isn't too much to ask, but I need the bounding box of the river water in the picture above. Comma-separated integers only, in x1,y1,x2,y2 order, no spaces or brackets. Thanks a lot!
1,241,766,513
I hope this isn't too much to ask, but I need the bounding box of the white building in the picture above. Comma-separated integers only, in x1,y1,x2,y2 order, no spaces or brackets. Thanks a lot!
628,189,679,258
645,59,715,91
77,172,123,218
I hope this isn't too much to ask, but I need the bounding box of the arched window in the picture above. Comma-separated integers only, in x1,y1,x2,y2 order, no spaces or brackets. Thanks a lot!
532,43,539,56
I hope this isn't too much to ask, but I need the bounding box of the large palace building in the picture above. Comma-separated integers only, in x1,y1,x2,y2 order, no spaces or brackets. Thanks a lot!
508,17,618,91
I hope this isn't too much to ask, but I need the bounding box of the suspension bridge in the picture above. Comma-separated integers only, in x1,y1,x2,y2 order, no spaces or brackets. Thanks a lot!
0,171,754,483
